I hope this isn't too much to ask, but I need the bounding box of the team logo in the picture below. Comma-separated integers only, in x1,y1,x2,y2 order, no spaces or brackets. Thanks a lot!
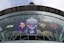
27,17,38,35
50,23,57,29
17,20,26,32
19,22,25,28
39,22,46,28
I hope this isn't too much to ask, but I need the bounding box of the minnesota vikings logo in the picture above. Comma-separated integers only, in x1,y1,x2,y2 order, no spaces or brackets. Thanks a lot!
19,22,25,29
16,20,26,32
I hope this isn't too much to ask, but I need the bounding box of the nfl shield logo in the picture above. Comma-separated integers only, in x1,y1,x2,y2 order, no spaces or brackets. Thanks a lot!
16,20,27,32
27,17,38,35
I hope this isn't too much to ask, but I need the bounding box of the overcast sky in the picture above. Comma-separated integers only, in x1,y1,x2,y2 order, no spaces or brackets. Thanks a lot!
0,0,64,11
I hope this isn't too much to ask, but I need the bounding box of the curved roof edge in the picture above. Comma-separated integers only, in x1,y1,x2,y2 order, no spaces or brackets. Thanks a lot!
0,4,64,16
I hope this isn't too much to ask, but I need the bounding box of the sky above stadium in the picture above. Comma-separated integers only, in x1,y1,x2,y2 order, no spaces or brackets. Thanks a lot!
0,0,64,11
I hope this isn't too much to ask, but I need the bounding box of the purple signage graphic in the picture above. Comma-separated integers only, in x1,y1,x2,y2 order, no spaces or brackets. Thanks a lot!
16,20,27,32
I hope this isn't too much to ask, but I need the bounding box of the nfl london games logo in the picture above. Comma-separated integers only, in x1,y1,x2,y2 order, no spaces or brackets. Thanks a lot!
27,17,38,35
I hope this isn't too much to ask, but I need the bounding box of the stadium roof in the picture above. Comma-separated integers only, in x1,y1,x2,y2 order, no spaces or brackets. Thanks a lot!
0,2,64,17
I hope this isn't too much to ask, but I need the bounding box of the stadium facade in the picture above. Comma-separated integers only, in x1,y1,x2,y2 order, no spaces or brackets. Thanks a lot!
0,2,64,43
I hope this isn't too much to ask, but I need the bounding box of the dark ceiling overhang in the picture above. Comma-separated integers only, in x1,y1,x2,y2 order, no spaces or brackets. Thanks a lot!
0,3,64,16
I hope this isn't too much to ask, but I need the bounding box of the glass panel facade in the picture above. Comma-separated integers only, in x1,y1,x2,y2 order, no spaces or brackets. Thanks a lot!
0,11,64,42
